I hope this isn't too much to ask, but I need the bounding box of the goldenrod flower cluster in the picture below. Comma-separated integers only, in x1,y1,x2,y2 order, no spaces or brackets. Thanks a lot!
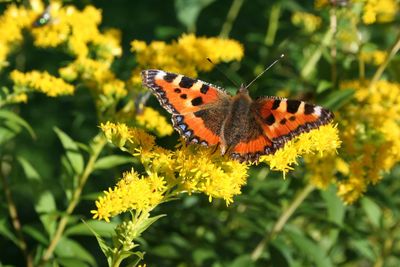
0,0,126,104
261,123,341,175
309,80,400,204
93,121,341,221
10,70,74,97
362,0,398,24
291,12,322,33
314,0,398,25
92,170,166,222
0,3,35,66
130,34,244,85
360,50,388,65
135,107,174,137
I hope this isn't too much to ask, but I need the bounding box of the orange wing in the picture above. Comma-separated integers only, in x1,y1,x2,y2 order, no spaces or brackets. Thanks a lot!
253,97,334,145
142,69,230,146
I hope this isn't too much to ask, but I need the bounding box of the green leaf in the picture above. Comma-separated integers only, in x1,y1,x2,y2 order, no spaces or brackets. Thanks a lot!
55,237,97,266
82,220,113,266
287,229,333,267
361,197,382,228
174,0,215,32
17,157,41,182
54,127,84,175
0,219,19,247
18,157,57,235
0,109,36,139
319,89,355,110
22,225,49,245
230,255,254,267
18,157,57,236
65,220,118,237
151,244,180,259
320,185,346,250
56,257,90,267
94,155,133,170
193,248,215,266
321,185,345,226
136,214,166,235
316,80,333,93
349,239,376,261
269,238,293,267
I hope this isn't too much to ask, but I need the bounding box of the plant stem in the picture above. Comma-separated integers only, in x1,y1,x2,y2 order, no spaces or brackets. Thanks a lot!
264,4,281,46
370,31,400,86
250,183,315,261
0,160,33,267
330,7,337,87
40,133,107,263
219,0,244,38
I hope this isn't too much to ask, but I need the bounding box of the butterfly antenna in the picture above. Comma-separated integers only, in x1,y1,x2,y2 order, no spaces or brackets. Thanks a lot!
207,58,240,88
245,54,285,90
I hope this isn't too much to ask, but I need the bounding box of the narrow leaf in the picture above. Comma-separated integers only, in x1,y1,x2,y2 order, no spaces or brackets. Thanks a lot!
54,127,84,174
55,237,97,266
0,109,36,139
65,220,118,237
94,155,133,170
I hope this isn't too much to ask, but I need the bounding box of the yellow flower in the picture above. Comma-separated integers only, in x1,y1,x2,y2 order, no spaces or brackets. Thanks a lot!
59,58,127,98
10,70,74,97
174,144,248,204
0,3,36,63
337,176,367,205
100,121,156,152
91,170,166,222
314,0,330,8
8,93,28,104
308,79,400,204
291,12,322,33
135,107,174,137
360,50,388,65
261,123,341,175
130,34,244,85
362,0,398,24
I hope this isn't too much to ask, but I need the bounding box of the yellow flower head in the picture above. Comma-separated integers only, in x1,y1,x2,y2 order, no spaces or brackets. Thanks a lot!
260,123,341,175
10,70,74,97
174,144,248,204
91,170,166,222
360,50,388,65
291,12,322,33
100,121,156,152
307,80,400,204
130,34,244,85
135,107,174,137
362,0,398,24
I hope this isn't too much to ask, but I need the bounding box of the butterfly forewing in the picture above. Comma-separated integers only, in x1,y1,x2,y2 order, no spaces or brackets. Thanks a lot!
142,69,229,146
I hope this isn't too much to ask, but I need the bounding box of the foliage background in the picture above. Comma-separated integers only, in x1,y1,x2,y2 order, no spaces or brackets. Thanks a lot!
1,0,400,266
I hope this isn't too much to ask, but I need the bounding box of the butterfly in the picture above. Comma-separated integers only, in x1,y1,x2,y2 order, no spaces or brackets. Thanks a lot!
141,69,334,163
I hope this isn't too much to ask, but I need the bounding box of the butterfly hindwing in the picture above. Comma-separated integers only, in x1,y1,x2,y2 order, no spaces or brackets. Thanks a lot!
253,97,334,144
142,69,229,146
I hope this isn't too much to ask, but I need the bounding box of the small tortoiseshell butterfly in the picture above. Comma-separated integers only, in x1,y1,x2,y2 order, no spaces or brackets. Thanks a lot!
141,69,334,162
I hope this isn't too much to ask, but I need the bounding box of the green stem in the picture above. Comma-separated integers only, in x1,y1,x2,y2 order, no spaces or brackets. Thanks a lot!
250,184,315,261
301,28,334,79
40,133,107,264
219,0,245,38
330,7,337,87
0,159,33,267
264,4,281,46
370,32,400,87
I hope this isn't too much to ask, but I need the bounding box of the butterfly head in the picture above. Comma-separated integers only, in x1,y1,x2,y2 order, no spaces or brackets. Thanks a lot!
237,84,249,95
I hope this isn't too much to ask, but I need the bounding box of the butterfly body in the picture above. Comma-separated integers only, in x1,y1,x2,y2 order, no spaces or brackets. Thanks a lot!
142,69,333,162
